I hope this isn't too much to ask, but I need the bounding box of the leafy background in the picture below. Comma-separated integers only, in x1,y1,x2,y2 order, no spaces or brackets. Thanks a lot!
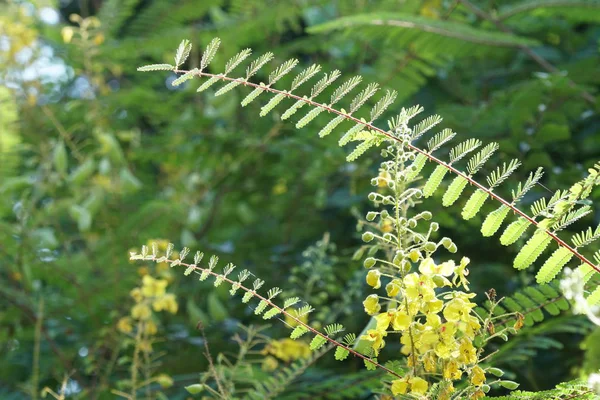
1,0,600,398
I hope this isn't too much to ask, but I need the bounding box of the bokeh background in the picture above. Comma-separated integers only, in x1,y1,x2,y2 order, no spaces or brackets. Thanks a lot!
1,0,600,398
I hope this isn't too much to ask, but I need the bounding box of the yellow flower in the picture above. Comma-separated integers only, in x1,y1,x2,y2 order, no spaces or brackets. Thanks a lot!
452,257,471,290
131,303,152,320
366,270,382,289
404,273,436,302
422,298,444,315
470,389,485,399
117,317,133,333
459,315,482,339
391,379,409,395
142,275,168,297
409,376,429,395
458,338,477,365
139,340,153,352
443,298,476,323
375,309,411,332
400,331,414,356
470,365,486,386
262,356,279,371
130,288,143,303
361,329,387,355
443,360,463,380
152,293,178,314
423,353,437,372
435,339,459,360
386,279,401,297
262,338,311,362
144,320,158,335
419,258,455,277
363,294,381,315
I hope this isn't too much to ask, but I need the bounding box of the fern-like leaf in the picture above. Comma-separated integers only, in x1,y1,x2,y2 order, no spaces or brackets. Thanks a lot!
536,247,573,283
514,231,553,270
481,205,510,237
423,165,448,198
461,189,489,220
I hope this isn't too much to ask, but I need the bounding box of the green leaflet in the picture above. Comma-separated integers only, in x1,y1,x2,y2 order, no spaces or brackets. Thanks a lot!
461,189,488,220
536,247,574,284
338,123,365,146
587,286,600,306
500,217,530,246
260,92,286,116
310,335,328,350
347,139,376,162
242,291,253,303
405,152,428,181
319,115,345,137
364,358,377,371
241,87,264,107
137,63,174,72
263,307,281,319
199,270,210,281
296,107,325,128
513,292,544,323
335,346,350,361
481,205,510,237
254,300,268,315
197,76,219,92
442,176,468,207
523,286,560,315
513,231,552,270
423,165,448,198
290,325,309,339
215,80,242,96
281,99,306,120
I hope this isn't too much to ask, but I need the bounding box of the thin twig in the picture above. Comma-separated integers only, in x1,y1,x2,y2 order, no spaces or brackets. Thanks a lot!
196,320,228,398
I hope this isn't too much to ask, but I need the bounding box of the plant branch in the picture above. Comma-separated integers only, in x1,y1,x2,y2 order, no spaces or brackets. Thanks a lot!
173,68,600,275
147,255,404,379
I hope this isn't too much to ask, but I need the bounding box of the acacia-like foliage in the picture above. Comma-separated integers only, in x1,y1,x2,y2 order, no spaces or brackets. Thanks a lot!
138,38,600,295
128,244,402,380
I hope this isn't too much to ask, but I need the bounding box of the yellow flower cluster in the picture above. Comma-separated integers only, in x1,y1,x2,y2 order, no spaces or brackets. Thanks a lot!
261,338,312,371
117,273,179,337
361,257,487,398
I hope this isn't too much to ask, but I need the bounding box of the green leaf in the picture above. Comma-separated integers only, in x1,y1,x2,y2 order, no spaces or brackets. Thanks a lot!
514,231,553,270
481,205,510,237
137,64,175,72
290,325,309,339
334,346,350,361
536,247,573,283
442,175,468,207
309,335,328,350
423,165,448,198
461,189,489,220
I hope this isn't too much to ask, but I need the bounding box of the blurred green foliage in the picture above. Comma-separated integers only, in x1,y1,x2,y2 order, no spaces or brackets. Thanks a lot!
1,0,599,398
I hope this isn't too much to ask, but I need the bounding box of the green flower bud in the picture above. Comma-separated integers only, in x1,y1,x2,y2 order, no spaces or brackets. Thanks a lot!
362,232,374,242
363,257,376,268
